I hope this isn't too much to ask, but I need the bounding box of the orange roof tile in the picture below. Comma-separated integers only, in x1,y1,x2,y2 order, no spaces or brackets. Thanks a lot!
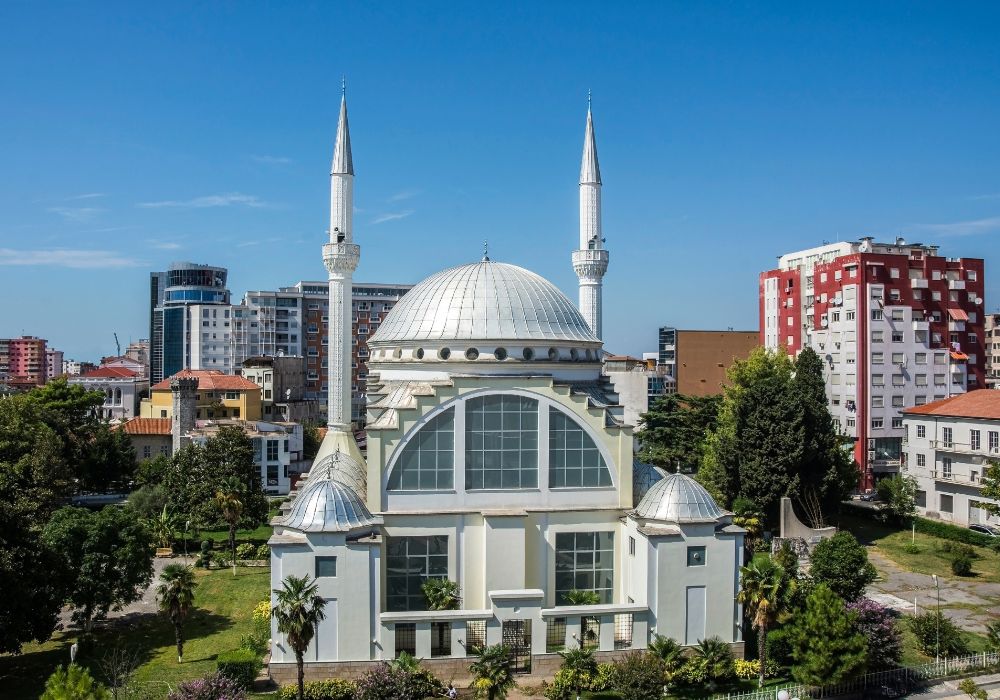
121,417,172,435
903,390,1000,420
81,367,139,378
151,369,261,392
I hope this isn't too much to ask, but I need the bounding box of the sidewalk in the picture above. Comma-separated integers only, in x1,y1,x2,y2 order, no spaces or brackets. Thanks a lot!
909,672,1000,699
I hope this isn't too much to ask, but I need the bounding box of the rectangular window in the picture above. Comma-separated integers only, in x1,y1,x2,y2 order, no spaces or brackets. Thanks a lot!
385,535,449,611
431,621,451,657
990,431,999,452
629,536,636,556
872,418,884,430
872,309,883,321
555,532,614,604
892,417,903,429
917,453,926,467
687,546,707,566
394,623,416,658
546,617,567,653
971,430,981,451
915,353,927,364
315,556,337,578
872,352,884,364
466,620,487,652
892,395,904,407
942,457,952,478
892,332,904,343
267,441,279,461
917,425,926,438
892,353,905,364
614,613,634,650
143,445,152,458
872,374,884,386
465,395,538,489
940,494,953,513
892,374,904,386
916,374,928,386
872,395,884,408
942,427,953,447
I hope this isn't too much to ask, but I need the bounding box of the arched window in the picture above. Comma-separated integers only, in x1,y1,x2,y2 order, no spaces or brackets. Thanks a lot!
465,395,538,489
549,408,612,487
387,408,455,490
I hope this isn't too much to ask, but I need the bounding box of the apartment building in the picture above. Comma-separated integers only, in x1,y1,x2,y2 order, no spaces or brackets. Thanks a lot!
188,419,303,495
985,313,1000,389
45,349,64,379
657,327,757,396
69,367,149,421
2,336,49,385
761,238,985,490
902,390,1000,528
141,369,262,421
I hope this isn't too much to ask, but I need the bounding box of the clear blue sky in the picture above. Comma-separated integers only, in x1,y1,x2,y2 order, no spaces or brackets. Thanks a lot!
2,2,1000,360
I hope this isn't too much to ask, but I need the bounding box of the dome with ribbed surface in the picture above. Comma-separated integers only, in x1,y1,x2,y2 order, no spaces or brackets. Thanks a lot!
283,450,376,533
368,260,600,345
633,472,724,523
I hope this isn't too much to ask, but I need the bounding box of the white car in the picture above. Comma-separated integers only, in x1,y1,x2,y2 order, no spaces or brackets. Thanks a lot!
968,524,1000,537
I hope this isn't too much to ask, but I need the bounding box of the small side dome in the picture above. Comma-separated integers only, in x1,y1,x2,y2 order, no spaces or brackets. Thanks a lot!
633,472,724,523
282,477,377,532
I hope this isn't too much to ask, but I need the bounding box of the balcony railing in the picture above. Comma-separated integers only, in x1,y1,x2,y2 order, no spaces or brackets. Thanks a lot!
931,471,983,487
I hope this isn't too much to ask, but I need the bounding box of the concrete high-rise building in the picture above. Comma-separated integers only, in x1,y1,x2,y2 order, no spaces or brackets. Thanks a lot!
149,262,231,383
760,238,985,489
45,349,64,379
572,99,609,339
984,313,1000,389
656,328,758,397
3,336,48,385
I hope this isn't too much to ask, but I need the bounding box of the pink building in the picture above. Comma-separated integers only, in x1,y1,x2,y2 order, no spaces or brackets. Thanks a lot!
6,336,48,386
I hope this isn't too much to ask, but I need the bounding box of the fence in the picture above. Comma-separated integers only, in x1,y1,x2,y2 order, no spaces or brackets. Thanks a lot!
705,650,1000,700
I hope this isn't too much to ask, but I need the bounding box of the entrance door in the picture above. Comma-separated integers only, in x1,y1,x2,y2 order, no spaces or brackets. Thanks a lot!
501,619,532,674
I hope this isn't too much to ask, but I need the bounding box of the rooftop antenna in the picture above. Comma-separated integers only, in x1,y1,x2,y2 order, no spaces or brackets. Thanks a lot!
587,88,592,108
483,240,490,262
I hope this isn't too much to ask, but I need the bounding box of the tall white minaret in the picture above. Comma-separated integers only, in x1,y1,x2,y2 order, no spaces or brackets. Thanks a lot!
314,83,366,475
572,95,609,339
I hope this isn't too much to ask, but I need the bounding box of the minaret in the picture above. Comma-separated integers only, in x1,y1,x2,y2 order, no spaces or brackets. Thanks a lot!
572,95,609,339
314,83,366,474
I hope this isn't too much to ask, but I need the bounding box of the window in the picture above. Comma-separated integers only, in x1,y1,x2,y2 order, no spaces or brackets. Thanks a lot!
872,418,884,430
431,622,451,657
942,427,953,447
872,352,884,365
614,614,634,650
847,418,856,428
916,374,928,386
143,445,152,458
892,374,904,386
872,395,884,408
916,453,926,467
872,309,883,321
991,431,999,452
315,556,337,578
386,536,448,611
687,546,706,566
466,620,487,652
940,494,953,513
892,332,904,343
388,409,455,490
466,395,538,489
971,430,981,451
546,617,567,652
917,425,926,438
915,353,927,364
846,310,856,321
395,623,416,657
555,532,614,604
872,374,884,387
872,331,884,343
892,417,903,429
934,374,946,386
267,440,279,461
892,395,904,407
629,536,636,556
892,353,905,364
549,408,612,487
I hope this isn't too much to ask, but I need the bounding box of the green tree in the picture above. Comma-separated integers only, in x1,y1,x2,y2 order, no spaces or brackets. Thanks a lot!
690,636,735,683
78,423,135,493
272,575,327,700
978,461,1000,518
563,589,600,606
808,531,877,602
203,426,268,527
555,646,596,698
959,678,988,700
469,644,516,700
42,506,154,632
126,483,169,520
214,477,244,572
40,664,111,700
422,578,461,610
302,423,322,461
134,453,171,487
987,620,1000,652
149,504,180,549
876,474,918,524
738,558,793,687
787,584,867,685
647,634,685,679
907,611,969,658
636,393,721,472
157,563,198,662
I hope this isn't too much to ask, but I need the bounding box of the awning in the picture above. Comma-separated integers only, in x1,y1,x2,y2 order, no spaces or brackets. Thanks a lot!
948,308,969,321
950,351,969,361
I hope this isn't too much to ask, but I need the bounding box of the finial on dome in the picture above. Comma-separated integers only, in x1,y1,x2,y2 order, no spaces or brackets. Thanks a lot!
483,240,490,262
342,76,346,97
587,88,592,109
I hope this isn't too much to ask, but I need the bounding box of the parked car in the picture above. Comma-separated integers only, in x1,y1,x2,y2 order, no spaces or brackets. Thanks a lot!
969,524,1000,537
860,492,879,502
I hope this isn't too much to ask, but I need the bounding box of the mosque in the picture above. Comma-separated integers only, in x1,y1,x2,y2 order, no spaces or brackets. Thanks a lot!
267,91,745,683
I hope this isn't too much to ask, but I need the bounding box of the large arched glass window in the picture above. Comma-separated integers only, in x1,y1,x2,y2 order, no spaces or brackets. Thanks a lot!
549,408,612,487
465,395,538,489
387,408,455,490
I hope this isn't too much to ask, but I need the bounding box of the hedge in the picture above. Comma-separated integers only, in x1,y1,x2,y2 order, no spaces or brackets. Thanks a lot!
216,649,262,690
277,679,355,700
841,502,995,548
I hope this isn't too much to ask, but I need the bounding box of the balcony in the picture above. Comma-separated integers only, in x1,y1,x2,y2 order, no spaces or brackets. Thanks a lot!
931,471,983,488
912,320,929,332
949,320,966,332
949,280,966,290
929,440,997,457
911,278,929,289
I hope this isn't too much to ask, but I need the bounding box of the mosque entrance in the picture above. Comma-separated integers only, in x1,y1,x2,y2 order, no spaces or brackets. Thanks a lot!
501,619,532,674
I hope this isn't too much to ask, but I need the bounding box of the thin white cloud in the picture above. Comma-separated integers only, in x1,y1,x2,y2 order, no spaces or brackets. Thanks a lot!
0,248,147,268
908,216,1000,237
237,241,261,248
49,206,104,222
150,241,183,250
372,210,415,225
388,189,420,202
250,155,293,165
67,193,106,200
138,192,267,209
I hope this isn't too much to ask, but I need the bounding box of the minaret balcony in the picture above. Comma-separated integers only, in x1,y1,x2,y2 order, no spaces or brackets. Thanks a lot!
323,242,361,276
572,249,609,279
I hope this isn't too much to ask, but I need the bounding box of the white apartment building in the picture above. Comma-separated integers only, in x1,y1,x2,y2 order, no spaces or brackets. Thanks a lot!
902,390,1000,528
188,419,303,496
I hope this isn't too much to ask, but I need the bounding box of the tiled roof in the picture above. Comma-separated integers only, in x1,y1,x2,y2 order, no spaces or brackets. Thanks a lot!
122,417,172,435
81,367,138,378
151,369,261,392
903,390,1000,420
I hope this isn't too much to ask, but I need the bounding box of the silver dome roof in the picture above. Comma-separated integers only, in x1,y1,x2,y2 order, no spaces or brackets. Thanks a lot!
368,260,600,345
632,472,724,523
282,450,377,533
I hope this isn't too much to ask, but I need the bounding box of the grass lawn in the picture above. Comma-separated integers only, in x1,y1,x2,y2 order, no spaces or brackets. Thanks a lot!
0,566,271,700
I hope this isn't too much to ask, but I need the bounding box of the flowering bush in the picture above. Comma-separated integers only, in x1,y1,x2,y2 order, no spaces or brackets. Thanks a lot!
354,662,441,700
846,598,902,670
255,543,270,560
167,672,246,700
733,658,780,680
235,543,256,561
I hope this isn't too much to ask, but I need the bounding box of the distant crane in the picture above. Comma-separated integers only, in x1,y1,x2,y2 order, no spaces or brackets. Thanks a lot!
113,332,121,357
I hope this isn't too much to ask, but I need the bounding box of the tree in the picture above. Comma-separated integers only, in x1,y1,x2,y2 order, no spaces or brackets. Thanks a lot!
690,636,735,684
41,664,111,700
202,426,268,528
647,634,685,680
907,611,969,658
42,505,154,632
636,393,721,472
808,531,877,602
978,461,1000,518
959,678,988,700
157,564,198,662
987,620,1000,652
738,558,793,686
846,598,902,670
78,423,135,493
787,584,867,685
150,504,180,549
272,575,327,700
302,423,322,461
422,578,461,610
127,484,169,520
469,643,516,700
876,475,918,524
563,589,600,606
214,478,244,573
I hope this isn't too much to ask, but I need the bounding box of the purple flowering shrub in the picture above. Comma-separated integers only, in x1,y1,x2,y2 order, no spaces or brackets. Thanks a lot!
354,663,412,700
846,597,902,670
167,672,247,700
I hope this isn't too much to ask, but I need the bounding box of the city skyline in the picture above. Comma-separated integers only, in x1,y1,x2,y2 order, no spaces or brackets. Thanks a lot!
2,3,1000,360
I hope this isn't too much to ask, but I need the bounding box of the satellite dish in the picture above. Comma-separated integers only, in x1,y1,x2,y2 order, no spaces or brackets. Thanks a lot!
976,298,983,305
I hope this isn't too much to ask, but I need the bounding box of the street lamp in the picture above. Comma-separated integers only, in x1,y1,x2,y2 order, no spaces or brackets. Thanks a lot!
932,574,941,663
184,520,191,562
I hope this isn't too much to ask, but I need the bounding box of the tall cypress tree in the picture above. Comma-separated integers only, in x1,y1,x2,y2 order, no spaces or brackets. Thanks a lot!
788,584,868,685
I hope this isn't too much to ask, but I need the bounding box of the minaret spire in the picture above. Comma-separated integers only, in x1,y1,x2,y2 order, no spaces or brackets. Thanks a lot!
572,95,609,339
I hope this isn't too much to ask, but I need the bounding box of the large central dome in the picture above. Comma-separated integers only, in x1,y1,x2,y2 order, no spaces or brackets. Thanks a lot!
369,260,600,345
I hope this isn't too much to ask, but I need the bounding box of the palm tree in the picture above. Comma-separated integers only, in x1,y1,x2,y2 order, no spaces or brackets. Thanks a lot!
692,636,735,685
469,643,516,700
272,575,327,700
648,634,685,680
423,578,461,657
558,646,596,698
563,589,600,606
737,558,791,687
156,564,198,663
214,478,243,575
149,505,179,550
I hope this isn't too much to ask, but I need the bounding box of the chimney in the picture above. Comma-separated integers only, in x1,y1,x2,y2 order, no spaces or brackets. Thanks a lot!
170,376,199,453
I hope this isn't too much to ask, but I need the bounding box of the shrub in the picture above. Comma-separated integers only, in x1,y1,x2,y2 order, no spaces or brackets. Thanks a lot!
593,663,615,692
609,652,666,700
913,517,994,548
544,668,596,700
354,664,411,700
277,679,355,700
766,627,794,669
168,672,247,700
960,678,988,700
951,553,974,576
235,543,256,561
733,658,778,680
201,539,213,553
809,532,878,601
690,636,735,683
846,598,903,670
987,620,1000,652
904,543,922,554
908,611,970,658
216,649,262,690
41,664,112,700
939,541,978,560
256,543,270,560
215,555,231,569
407,668,444,700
